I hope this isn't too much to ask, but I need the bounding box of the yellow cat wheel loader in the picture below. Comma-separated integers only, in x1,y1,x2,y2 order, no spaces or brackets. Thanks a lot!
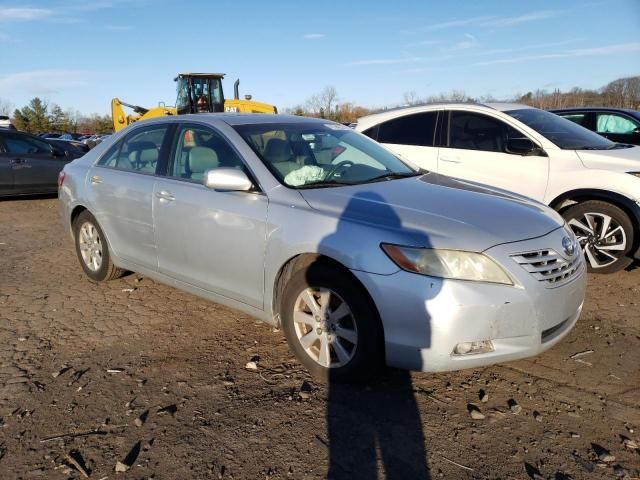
111,73,277,132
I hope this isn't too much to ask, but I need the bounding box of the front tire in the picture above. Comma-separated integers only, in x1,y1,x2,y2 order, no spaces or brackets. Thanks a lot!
280,263,383,383
73,211,124,282
562,200,634,274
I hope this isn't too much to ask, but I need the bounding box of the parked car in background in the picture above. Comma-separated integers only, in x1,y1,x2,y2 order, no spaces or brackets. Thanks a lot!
0,116,16,130
356,103,640,273
0,129,81,196
550,107,640,146
40,133,62,139
59,114,585,381
82,133,112,149
46,137,90,156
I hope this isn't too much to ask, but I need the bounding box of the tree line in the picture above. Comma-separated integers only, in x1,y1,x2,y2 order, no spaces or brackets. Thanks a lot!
1,75,638,133
286,75,640,122
0,97,112,134
515,76,640,110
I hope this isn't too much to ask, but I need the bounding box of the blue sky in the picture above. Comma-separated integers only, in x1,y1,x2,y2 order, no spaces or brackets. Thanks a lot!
1,0,639,115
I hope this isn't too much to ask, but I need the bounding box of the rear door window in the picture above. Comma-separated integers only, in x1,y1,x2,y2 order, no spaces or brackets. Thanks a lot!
376,111,439,146
98,125,169,174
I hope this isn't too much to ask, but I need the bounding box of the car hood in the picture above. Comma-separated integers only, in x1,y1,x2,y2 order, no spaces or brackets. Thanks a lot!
299,173,563,252
576,146,640,171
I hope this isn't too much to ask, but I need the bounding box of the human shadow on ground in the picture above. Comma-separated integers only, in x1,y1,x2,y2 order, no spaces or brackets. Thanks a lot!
305,190,437,479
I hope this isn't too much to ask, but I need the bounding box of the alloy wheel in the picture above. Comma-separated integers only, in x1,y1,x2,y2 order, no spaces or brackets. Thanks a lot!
568,212,627,269
78,221,103,272
292,287,358,368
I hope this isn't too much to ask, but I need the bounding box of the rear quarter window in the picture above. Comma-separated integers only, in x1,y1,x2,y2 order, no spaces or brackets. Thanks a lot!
559,113,587,126
377,112,438,147
361,125,379,141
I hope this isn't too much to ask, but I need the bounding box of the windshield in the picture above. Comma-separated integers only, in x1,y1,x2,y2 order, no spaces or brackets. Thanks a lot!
506,108,616,150
234,122,419,188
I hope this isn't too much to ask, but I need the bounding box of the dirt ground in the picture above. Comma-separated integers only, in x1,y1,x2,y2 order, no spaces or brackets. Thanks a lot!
0,197,639,480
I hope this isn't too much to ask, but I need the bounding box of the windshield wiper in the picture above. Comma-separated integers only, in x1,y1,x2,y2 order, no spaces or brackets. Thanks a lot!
364,171,422,183
295,180,356,189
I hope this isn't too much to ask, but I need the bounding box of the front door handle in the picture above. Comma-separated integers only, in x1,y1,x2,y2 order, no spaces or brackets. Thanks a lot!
90,175,102,184
440,156,461,164
155,190,175,201
10,158,25,164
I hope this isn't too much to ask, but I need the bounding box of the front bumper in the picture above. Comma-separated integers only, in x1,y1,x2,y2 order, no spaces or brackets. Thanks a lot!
353,229,587,372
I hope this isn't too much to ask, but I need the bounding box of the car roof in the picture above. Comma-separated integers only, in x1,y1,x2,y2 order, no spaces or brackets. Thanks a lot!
169,113,331,127
483,102,535,112
549,106,640,115
356,102,534,129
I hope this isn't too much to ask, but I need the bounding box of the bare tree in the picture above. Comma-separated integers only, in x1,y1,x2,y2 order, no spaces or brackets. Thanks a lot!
0,98,13,116
426,89,472,103
402,91,421,106
478,93,498,102
306,86,339,118
603,76,640,109
626,77,640,109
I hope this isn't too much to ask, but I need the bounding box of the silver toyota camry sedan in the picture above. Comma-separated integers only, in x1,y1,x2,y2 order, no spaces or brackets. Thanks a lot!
58,114,586,382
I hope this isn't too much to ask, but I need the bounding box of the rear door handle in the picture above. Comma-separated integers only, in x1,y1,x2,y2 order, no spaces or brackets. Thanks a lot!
10,158,25,164
90,175,102,184
440,156,461,164
155,190,175,201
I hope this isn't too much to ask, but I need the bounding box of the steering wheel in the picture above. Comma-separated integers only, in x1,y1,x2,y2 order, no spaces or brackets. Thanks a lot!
324,160,354,180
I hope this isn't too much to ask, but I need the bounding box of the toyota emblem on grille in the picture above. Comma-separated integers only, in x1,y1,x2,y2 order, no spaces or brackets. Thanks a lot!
562,236,576,257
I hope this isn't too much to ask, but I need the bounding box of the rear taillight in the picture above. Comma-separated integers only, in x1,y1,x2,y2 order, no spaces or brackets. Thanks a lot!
58,171,66,187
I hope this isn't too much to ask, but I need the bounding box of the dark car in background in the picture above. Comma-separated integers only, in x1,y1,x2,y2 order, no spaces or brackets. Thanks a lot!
0,129,83,197
46,137,90,156
550,107,640,145
40,132,63,139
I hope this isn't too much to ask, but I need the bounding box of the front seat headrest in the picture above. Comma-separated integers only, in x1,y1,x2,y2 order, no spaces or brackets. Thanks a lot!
188,146,219,174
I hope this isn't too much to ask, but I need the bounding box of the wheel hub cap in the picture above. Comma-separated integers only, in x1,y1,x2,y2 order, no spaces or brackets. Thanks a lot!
568,212,627,269
78,221,103,272
292,287,358,369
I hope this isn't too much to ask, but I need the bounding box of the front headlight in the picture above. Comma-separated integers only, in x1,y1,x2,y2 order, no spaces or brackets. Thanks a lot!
381,244,513,285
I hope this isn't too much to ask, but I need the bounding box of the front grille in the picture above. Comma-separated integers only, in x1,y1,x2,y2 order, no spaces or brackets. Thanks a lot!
511,249,582,287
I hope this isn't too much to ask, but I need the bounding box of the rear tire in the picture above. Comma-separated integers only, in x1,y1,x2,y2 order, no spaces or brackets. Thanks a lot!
73,211,124,282
562,200,634,274
281,263,384,383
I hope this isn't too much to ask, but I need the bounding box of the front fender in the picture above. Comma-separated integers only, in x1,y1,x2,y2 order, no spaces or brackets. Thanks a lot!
262,199,410,318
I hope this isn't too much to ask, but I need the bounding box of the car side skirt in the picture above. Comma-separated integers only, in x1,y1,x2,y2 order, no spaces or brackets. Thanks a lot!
111,254,272,325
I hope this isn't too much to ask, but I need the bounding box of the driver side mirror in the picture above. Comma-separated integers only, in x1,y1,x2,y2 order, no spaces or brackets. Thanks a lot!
203,168,253,191
505,138,546,156
632,127,640,136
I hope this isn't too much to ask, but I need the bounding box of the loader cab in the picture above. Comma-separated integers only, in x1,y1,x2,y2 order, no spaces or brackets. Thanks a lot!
175,73,225,115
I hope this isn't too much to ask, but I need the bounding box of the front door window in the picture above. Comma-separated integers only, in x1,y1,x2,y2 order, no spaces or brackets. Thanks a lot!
596,113,639,135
